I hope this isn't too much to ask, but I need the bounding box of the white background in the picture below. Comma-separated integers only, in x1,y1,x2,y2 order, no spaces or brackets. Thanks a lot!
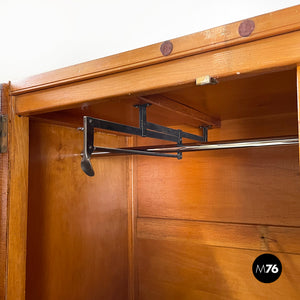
0,0,299,82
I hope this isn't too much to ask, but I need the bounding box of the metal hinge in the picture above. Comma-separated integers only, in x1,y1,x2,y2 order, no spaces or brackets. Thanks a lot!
0,115,8,153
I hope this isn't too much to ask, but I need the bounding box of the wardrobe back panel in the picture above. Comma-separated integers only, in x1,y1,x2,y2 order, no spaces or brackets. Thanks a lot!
137,239,300,299
137,145,300,225
136,115,300,298
26,121,130,300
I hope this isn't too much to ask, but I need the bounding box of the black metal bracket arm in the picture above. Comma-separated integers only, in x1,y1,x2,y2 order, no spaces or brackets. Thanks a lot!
81,104,209,176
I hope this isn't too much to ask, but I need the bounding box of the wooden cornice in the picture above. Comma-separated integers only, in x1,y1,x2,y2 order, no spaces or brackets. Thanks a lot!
14,29,300,116
11,5,300,95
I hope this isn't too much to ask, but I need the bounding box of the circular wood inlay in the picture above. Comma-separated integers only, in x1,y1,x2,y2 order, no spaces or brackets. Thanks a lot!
160,41,173,56
238,19,255,37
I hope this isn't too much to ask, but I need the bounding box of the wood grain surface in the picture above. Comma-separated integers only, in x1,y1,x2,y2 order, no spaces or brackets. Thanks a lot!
0,84,9,299
11,5,300,95
4,6,300,299
6,96,29,300
137,239,300,300
297,65,300,165
137,218,300,254
137,95,220,128
162,68,297,121
135,107,300,298
137,145,300,226
14,30,300,115
17,69,298,142
26,121,130,300
127,141,138,300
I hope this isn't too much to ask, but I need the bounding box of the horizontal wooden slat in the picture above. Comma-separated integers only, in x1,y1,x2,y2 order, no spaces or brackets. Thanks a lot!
207,113,298,141
137,218,300,254
30,94,221,129
14,30,300,115
27,72,298,132
11,5,300,94
137,239,300,300
137,145,300,226
139,95,220,128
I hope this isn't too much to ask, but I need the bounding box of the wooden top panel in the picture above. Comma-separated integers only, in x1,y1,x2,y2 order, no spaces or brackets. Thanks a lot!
34,68,297,128
11,5,300,95
162,68,297,120
14,28,300,116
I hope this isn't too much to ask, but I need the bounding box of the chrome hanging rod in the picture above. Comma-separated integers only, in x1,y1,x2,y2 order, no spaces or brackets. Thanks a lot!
90,136,298,157
143,136,299,153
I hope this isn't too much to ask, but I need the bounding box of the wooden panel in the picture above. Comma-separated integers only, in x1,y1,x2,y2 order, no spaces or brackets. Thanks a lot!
0,84,9,299
11,5,300,94
23,69,298,133
14,30,300,115
6,97,29,300
136,111,300,298
297,65,300,165
127,141,138,300
207,113,298,141
134,113,298,147
33,94,220,129
137,145,300,226
162,68,297,120
139,95,220,128
137,218,300,254
26,121,129,300
128,154,135,300
137,239,300,299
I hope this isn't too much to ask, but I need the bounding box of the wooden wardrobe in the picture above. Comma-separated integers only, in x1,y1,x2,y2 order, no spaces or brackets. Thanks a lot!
1,5,300,300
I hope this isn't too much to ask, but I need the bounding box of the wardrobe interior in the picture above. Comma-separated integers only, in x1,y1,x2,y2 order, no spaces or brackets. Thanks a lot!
26,67,300,299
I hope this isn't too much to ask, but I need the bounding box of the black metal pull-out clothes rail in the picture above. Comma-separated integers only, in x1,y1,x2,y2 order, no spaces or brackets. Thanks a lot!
80,103,298,176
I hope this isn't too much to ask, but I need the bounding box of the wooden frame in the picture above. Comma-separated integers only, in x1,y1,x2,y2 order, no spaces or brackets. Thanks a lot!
297,65,300,161
12,29,300,115
0,84,9,300
11,5,300,95
2,4,300,300
0,86,29,300
7,97,29,300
